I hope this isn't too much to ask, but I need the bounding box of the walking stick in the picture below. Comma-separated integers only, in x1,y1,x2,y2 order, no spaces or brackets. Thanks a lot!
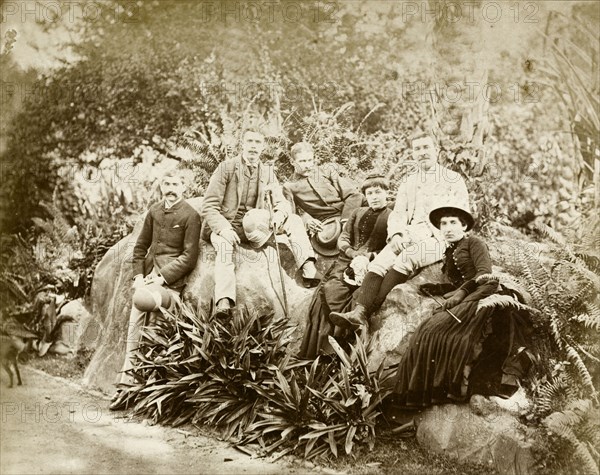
422,289,462,323
266,190,289,318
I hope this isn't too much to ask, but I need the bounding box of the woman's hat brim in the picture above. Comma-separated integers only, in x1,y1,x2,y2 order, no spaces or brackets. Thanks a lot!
429,207,475,231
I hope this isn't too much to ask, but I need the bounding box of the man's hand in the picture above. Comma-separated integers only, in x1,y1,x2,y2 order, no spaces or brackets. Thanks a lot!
133,274,145,289
306,217,323,235
145,274,165,287
389,234,407,254
219,228,241,246
271,210,286,231
442,289,467,310
350,255,369,285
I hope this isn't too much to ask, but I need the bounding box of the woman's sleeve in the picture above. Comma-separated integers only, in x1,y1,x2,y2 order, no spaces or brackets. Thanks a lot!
458,237,493,294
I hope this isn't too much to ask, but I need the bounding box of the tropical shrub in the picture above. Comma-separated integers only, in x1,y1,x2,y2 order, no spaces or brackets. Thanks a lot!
127,300,295,436
124,299,392,460
246,337,393,460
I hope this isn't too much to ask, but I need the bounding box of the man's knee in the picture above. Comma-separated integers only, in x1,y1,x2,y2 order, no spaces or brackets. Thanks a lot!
368,245,396,276
392,239,443,273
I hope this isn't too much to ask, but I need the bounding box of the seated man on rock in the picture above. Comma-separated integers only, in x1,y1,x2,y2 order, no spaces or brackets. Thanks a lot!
110,170,201,410
283,142,364,255
201,126,320,317
330,131,470,329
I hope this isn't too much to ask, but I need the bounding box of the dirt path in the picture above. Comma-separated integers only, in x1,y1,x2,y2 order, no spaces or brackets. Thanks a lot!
0,367,303,475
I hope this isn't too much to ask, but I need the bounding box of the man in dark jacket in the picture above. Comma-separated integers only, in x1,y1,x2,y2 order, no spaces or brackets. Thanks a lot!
283,142,364,236
110,170,201,410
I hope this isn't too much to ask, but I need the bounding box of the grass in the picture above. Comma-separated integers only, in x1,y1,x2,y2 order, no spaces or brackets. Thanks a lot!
25,347,94,380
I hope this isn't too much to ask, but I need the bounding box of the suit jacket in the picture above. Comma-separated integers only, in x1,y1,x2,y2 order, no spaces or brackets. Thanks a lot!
283,167,364,224
200,156,291,240
338,206,392,258
132,199,201,291
387,164,469,243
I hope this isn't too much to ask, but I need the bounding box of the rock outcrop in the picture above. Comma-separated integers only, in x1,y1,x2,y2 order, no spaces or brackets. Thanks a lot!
416,394,536,475
79,196,457,391
80,199,538,474
80,198,319,392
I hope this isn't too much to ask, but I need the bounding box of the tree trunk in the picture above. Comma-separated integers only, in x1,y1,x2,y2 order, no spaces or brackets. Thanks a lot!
426,0,490,156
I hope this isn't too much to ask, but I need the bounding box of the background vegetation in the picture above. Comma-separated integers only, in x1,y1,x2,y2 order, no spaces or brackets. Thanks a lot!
0,0,598,472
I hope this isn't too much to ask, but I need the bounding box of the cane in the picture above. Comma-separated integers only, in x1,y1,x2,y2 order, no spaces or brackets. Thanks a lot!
422,289,462,323
266,190,289,318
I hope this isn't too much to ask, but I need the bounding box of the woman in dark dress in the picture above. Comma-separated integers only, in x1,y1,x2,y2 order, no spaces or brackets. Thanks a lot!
299,175,391,359
391,204,532,407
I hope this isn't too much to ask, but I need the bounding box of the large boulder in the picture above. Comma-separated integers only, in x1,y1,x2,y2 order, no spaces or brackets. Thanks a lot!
367,264,442,372
81,197,515,395
80,195,456,392
81,198,326,393
416,394,536,475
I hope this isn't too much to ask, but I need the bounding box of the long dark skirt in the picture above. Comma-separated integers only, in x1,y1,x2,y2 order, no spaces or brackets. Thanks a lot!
392,283,532,407
298,260,357,359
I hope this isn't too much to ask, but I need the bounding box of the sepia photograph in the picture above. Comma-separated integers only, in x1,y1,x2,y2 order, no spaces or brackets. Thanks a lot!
0,1,598,474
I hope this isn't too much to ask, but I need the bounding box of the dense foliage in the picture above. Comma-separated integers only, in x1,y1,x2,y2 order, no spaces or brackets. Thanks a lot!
1,0,598,470
124,300,391,460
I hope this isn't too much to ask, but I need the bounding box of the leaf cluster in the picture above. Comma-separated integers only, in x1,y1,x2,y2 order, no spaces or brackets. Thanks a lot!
124,300,391,460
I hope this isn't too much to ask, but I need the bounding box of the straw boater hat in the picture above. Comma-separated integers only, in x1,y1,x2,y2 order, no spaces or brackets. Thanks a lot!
242,208,273,248
429,198,475,231
310,216,343,257
133,283,172,312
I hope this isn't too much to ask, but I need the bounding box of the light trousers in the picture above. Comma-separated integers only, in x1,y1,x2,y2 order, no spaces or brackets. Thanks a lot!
210,214,315,304
118,282,178,384
368,235,446,277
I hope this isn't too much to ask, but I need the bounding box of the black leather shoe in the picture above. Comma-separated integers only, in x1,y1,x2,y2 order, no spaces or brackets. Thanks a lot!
302,271,322,288
213,298,233,318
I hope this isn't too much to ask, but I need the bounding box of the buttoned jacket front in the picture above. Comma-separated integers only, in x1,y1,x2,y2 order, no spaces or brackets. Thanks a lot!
132,199,201,290
444,235,494,295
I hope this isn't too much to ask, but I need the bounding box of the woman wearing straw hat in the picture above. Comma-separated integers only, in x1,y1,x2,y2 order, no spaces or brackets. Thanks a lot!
298,175,391,359
388,203,533,410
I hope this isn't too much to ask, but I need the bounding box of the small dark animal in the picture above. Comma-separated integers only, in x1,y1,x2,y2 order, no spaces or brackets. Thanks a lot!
1,326,36,388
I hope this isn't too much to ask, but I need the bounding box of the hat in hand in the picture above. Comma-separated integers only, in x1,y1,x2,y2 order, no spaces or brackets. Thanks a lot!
133,284,172,312
310,216,342,257
242,208,273,248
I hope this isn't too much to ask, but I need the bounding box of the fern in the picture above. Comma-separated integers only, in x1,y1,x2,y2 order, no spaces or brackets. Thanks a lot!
515,221,599,437
534,372,577,416
564,344,596,395
577,303,600,331
476,294,537,315
545,399,600,475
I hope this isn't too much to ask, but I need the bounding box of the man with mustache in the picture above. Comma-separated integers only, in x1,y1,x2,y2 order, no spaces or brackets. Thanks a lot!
330,131,470,329
110,170,201,410
201,126,320,317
